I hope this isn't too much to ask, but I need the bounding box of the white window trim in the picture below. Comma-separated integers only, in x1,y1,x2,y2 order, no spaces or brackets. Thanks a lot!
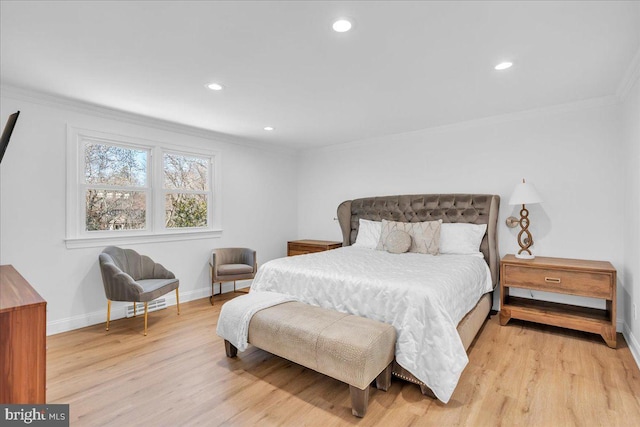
65,126,222,249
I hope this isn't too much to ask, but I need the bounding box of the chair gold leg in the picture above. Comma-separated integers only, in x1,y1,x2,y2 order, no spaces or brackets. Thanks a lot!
233,280,236,293
106,300,111,331
133,302,137,317
144,302,148,336
176,289,180,315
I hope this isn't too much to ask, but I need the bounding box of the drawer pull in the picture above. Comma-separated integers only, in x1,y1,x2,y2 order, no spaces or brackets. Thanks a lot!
545,277,561,284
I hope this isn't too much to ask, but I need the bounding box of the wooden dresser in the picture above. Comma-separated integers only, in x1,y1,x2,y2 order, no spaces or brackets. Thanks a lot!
0,265,47,403
499,255,617,348
287,240,342,256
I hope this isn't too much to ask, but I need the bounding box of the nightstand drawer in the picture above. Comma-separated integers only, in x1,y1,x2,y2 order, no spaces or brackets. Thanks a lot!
503,265,612,299
288,244,327,254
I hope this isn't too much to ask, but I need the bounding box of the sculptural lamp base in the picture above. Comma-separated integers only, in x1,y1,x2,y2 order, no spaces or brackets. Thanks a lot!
515,252,535,260
515,204,536,260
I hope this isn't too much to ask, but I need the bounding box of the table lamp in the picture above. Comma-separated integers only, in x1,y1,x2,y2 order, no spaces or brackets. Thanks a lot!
505,179,543,259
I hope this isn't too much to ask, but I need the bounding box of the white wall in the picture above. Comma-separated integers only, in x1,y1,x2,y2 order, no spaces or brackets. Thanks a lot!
0,91,298,334
622,68,640,363
297,100,626,322
1,85,634,352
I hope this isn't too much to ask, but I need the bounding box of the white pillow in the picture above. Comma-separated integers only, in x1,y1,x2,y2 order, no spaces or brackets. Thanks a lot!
440,223,487,254
353,219,381,249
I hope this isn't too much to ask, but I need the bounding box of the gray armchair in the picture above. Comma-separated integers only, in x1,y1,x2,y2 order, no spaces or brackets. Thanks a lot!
99,246,180,336
210,248,257,305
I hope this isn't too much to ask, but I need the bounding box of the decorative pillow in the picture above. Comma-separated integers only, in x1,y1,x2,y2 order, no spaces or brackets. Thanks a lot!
384,230,412,254
440,223,487,254
377,219,442,255
353,219,382,249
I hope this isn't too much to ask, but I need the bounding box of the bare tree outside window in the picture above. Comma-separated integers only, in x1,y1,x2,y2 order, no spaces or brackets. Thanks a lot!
84,143,148,231
163,153,209,228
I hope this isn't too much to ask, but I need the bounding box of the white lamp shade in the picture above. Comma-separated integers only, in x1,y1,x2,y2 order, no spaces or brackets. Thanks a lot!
508,181,542,205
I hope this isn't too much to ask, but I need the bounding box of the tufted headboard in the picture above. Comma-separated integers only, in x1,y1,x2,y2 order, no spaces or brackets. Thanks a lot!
337,194,500,286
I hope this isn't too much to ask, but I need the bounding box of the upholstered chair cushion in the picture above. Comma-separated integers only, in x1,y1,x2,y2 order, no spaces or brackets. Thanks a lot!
218,264,254,276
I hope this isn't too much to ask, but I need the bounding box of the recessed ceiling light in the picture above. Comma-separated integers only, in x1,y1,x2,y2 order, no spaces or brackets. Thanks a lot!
494,62,513,71
332,19,352,33
207,83,223,91
264,126,274,131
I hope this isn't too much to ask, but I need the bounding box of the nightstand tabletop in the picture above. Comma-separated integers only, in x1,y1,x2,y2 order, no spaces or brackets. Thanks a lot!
288,239,342,246
501,254,615,273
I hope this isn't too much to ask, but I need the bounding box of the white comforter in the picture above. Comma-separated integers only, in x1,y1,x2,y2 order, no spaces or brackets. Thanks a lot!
250,246,493,403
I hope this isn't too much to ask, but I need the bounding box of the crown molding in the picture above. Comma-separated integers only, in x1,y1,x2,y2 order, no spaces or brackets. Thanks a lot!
1,83,625,157
0,84,295,156
617,47,640,102
300,95,620,155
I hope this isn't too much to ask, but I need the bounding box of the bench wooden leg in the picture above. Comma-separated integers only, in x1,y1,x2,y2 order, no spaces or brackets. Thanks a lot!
419,383,437,398
349,385,369,418
224,340,238,358
375,363,392,391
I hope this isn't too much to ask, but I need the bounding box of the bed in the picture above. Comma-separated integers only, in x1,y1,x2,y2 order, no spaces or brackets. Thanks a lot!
251,194,500,403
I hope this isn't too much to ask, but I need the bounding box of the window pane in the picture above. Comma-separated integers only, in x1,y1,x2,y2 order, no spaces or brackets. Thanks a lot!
165,193,208,228
163,153,208,190
85,143,147,186
86,189,146,231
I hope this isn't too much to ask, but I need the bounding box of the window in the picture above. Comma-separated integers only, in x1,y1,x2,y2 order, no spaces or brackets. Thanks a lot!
163,152,209,229
66,127,221,247
84,142,149,231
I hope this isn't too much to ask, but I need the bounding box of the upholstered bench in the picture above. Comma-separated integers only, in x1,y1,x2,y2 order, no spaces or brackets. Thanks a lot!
224,301,396,417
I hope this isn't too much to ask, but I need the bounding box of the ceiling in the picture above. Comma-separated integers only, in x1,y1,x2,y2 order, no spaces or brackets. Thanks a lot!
1,1,639,150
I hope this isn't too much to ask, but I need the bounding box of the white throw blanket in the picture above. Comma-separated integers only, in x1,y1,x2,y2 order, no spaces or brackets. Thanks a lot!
250,246,492,403
216,291,296,351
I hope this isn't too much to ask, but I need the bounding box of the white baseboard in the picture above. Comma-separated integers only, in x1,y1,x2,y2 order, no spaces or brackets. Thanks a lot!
623,324,640,371
46,281,252,336
47,308,115,336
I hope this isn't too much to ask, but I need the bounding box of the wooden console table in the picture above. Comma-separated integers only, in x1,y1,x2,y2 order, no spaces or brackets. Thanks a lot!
500,255,617,348
0,265,47,403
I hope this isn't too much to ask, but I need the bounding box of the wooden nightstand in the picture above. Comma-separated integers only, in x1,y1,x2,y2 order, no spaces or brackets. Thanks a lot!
287,240,342,256
500,254,617,348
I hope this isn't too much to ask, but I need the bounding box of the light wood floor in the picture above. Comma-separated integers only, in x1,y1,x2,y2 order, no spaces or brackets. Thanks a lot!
47,293,640,426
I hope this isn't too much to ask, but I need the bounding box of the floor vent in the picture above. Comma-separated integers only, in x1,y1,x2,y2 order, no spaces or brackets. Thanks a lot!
125,299,167,318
